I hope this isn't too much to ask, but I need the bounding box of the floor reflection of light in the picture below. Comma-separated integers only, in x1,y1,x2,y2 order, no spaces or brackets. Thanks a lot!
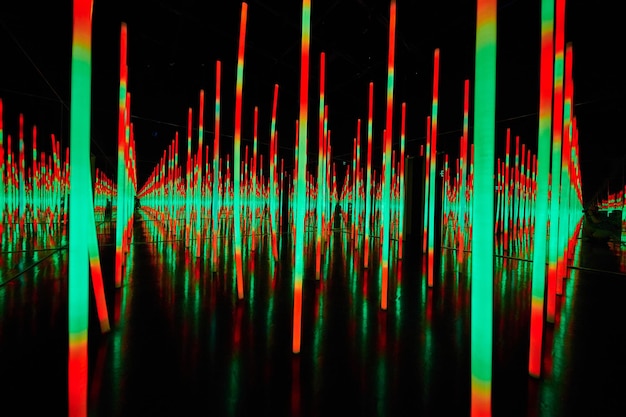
227,303,244,415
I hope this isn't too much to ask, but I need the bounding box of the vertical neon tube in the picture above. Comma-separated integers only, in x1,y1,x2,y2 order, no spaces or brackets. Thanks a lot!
315,52,325,279
195,90,204,257
503,129,511,253
269,83,279,261
185,107,192,247
18,114,25,218
364,82,374,269
423,116,431,258
292,0,311,354
253,106,258,195
114,22,127,288
529,0,554,377
68,1,93,415
459,79,470,254
0,99,4,224
0,98,6,223
379,0,396,310
556,42,573,295
233,2,248,300
212,61,221,267
427,48,440,288
547,0,566,324
471,0,496,415
398,103,406,259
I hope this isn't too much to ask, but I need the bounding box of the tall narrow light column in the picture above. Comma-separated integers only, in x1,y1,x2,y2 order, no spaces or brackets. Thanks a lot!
471,0,497,415
68,0,94,415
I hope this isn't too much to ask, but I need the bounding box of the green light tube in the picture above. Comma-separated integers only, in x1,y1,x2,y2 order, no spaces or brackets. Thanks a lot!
427,48,440,288
398,103,406,259
470,0,496,414
114,22,127,289
213,61,221,268
0,99,5,222
292,0,311,353
195,90,204,258
233,2,248,300
379,0,396,311
315,53,325,278
68,0,93,415
364,82,374,269
547,0,566,324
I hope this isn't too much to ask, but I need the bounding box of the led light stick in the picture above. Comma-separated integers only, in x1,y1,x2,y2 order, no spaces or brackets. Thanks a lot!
292,0,311,353
427,48,440,288
0,99,4,231
378,0,396,311
114,22,127,288
69,0,94,414
213,61,222,268
315,58,325,275
546,0,566,324
364,82,374,268
471,0,496,414
398,102,406,259
269,83,279,261
422,116,431,259
555,42,574,295
185,107,193,247
459,79,470,256
528,0,554,378
233,2,248,300
195,90,204,257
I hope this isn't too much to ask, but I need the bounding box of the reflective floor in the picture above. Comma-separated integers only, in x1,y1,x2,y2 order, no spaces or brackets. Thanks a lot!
1,209,626,416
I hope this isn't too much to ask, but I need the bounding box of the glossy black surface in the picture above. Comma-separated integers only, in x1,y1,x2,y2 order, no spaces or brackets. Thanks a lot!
1,210,626,416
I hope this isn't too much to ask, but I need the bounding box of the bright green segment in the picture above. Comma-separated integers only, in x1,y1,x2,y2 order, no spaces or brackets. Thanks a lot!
69,27,91,347
295,0,311,286
471,1,496,398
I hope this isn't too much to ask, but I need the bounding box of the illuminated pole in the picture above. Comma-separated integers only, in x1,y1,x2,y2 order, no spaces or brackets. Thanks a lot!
315,52,325,279
529,0,554,378
212,60,221,267
68,0,93,415
379,0,396,311
114,22,127,288
398,102,406,259
269,83,279,261
195,90,204,257
18,115,25,219
185,107,192,247
556,42,573,295
503,129,511,254
459,79,470,250
233,2,248,300
547,0,566,324
292,0,311,354
364,82,374,268
471,0,496,415
422,116,431,259
32,126,39,231
0,99,4,224
427,48,440,288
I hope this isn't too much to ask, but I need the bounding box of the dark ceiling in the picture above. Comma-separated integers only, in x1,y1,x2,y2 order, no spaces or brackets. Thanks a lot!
0,1,624,204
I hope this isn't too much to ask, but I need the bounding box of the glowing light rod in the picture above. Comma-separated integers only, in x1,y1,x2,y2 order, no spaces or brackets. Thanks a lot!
115,22,128,289
364,82,374,269
68,0,94,415
292,0,311,354
233,2,248,301
471,0,497,415
427,48,440,288
379,0,396,311
547,0,566,324
315,52,325,280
